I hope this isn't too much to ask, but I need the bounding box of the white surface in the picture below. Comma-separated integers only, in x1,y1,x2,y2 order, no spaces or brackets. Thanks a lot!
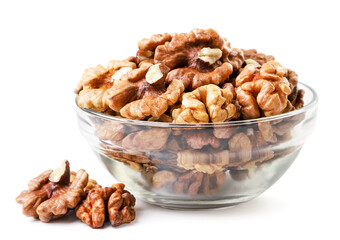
1,0,339,239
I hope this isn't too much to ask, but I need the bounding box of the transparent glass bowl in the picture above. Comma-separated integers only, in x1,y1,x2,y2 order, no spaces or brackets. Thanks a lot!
76,83,318,209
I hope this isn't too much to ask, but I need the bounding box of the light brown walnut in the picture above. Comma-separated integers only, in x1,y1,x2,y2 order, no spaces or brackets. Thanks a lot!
120,79,184,120
76,60,136,112
104,63,160,112
172,84,238,123
236,61,292,119
137,33,173,61
16,160,88,222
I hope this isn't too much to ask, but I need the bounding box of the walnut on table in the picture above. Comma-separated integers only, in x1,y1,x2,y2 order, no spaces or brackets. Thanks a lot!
16,160,88,222
76,183,136,228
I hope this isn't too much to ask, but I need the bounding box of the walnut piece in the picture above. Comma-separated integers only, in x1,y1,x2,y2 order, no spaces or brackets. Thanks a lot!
183,130,220,149
76,186,114,228
104,63,157,112
149,29,233,90
221,40,244,71
76,60,136,112
197,47,223,65
228,132,252,164
154,28,225,69
213,126,239,139
108,183,136,227
122,128,171,151
120,79,184,120
177,150,229,174
236,61,292,118
145,63,170,84
243,49,275,65
137,33,173,61
16,160,88,222
172,84,238,123
76,184,136,228
94,121,126,143
166,62,233,90
172,171,226,196
152,170,177,189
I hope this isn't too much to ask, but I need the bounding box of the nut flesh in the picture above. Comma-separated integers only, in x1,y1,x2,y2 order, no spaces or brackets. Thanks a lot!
197,47,222,65
146,64,163,84
48,160,70,184
112,67,133,81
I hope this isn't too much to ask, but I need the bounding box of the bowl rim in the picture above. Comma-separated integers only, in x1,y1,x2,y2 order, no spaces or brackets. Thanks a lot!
75,82,318,128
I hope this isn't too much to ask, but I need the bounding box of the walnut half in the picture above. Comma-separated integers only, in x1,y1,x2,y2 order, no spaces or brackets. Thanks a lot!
16,160,89,222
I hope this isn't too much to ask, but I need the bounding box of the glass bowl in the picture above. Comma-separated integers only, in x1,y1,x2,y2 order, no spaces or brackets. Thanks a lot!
76,82,318,209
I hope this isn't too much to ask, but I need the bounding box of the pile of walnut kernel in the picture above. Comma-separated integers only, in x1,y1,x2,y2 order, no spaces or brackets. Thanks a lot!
16,160,136,228
76,28,305,196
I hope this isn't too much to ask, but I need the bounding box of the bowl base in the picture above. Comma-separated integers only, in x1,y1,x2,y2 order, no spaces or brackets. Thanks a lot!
140,195,257,209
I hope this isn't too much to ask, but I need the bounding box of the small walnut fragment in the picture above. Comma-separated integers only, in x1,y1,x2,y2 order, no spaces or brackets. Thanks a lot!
172,84,238,123
16,160,88,222
108,183,136,227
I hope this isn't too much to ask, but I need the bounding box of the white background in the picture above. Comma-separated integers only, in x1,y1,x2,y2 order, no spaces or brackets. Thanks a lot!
1,0,339,239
